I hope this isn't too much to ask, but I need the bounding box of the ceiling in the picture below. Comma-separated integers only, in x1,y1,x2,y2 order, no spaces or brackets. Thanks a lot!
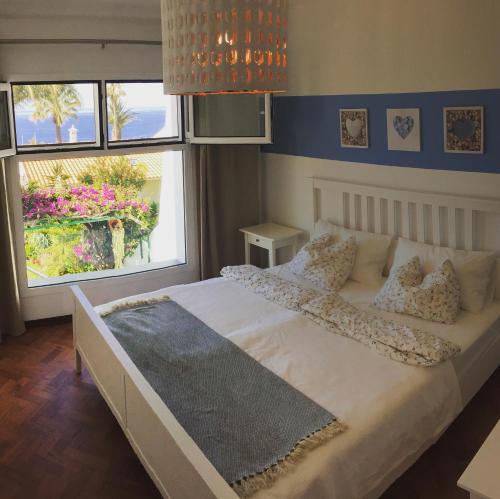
0,0,161,22
0,0,162,41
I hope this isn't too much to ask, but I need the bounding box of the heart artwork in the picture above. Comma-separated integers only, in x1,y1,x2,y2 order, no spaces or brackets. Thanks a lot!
452,119,476,140
393,116,414,139
346,118,362,138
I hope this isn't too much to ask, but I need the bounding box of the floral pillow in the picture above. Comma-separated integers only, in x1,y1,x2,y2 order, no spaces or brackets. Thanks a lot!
373,256,461,324
288,235,357,291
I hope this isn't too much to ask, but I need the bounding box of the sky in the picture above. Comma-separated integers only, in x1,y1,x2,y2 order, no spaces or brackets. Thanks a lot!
18,82,170,112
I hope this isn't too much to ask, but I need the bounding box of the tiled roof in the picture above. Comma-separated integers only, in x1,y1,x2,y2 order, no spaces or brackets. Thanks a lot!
20,152,163,187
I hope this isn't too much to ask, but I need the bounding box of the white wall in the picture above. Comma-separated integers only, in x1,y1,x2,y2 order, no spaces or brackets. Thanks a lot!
0,44,163,82
262,154,500,251
262,0,500,239
0,0,162,81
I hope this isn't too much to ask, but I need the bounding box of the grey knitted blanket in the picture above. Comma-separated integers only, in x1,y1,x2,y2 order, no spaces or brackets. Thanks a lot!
101,297,345,497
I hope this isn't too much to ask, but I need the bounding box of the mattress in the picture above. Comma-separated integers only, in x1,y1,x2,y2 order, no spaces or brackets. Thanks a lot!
270,265,500,406
96,273,472,499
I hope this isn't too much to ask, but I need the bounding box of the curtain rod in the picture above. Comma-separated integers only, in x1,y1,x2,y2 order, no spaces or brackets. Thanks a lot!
0,39,161,47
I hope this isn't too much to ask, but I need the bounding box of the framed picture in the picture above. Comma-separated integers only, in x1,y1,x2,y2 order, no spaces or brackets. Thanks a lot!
386,108,421,152
340,108,368,148
443,106,484,154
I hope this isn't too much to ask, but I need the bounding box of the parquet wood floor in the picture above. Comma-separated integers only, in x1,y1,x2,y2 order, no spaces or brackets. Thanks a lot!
0,318,498,499
0,319,161,499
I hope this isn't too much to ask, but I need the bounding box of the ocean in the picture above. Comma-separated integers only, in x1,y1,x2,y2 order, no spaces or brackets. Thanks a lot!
15,108,170,146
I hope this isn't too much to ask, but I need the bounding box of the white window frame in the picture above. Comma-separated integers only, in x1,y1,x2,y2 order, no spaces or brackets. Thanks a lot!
12,81,104,153
104,80,184,149
187,93,272,144
0,83,16,158
7,143,199,321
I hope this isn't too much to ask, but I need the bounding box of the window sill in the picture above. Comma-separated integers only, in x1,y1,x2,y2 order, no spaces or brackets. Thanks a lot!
21,261,200,321
27,258,187,289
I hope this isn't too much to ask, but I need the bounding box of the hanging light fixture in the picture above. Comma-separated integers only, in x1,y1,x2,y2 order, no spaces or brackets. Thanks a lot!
161,0,288,95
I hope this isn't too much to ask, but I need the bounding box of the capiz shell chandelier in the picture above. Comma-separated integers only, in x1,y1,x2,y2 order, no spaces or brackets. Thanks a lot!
161,0,288,95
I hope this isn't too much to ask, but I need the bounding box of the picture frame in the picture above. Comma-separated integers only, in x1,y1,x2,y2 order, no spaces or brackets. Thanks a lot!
443,106,484,154
386,108,421,152
340,108,369,148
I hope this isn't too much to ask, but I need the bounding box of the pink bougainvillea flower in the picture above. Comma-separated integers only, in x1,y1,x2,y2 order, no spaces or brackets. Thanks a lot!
73,245,84,258
22,183,154,227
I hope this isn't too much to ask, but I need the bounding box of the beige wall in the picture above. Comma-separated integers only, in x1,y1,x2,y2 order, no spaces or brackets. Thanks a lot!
287,0,500,96
262,0,500,240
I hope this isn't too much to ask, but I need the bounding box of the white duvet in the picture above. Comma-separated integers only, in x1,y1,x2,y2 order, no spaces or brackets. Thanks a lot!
97,275,463,499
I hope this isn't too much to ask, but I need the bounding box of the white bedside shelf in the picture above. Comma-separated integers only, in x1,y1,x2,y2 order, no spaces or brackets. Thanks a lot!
240,223,303,268
458,419,500,499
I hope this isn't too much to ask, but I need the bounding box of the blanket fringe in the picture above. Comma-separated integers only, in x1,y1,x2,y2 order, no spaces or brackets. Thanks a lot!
231,420,347,498
99,295,171,317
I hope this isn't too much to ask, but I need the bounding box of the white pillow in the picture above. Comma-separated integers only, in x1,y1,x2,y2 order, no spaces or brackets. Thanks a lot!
314,220,392,285
392,238,495,313
288,234,357,291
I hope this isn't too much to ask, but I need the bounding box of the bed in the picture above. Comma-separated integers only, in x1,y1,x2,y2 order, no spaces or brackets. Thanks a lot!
71,178,500,499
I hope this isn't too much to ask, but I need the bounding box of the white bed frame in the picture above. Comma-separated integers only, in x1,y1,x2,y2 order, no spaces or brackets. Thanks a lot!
72,178,500,499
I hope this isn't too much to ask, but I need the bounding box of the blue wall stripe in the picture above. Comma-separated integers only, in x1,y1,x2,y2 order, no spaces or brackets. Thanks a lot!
262,89,500,174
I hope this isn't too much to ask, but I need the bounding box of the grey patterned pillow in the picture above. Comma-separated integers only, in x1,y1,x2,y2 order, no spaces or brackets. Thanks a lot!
288,235,357,291
373,256,461,324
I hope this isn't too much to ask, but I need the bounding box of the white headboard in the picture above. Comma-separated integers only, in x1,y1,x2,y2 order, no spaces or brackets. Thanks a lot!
311,178,500,252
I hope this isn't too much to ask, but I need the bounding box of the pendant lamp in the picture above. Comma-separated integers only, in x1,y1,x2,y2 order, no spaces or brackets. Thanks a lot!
161,0,288,95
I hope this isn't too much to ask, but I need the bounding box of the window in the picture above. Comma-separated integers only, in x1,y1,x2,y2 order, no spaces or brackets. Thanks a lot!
0,92,10,149
19,151,186,287
0,83,16,158
106,81,181,147
12,82,102,152
188,94,272,144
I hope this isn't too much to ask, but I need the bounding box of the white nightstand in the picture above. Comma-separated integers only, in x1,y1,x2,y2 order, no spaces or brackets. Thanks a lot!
458,419,500,499
240,223,303,268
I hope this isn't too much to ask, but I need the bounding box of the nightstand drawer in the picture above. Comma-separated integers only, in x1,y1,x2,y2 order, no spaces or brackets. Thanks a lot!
247,233,271,249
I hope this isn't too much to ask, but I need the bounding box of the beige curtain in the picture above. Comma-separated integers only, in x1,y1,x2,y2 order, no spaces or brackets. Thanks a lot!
195,144,260,279
0,159,25,342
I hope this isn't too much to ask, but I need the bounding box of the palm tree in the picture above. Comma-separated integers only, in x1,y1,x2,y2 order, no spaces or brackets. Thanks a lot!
107,83,135,141
13,84,81,144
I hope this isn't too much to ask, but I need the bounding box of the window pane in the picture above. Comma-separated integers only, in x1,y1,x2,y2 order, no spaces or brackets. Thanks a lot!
13,83,100,148
19,151,185,287
193,94,266,137
106,82,179,143
0,91,12,150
